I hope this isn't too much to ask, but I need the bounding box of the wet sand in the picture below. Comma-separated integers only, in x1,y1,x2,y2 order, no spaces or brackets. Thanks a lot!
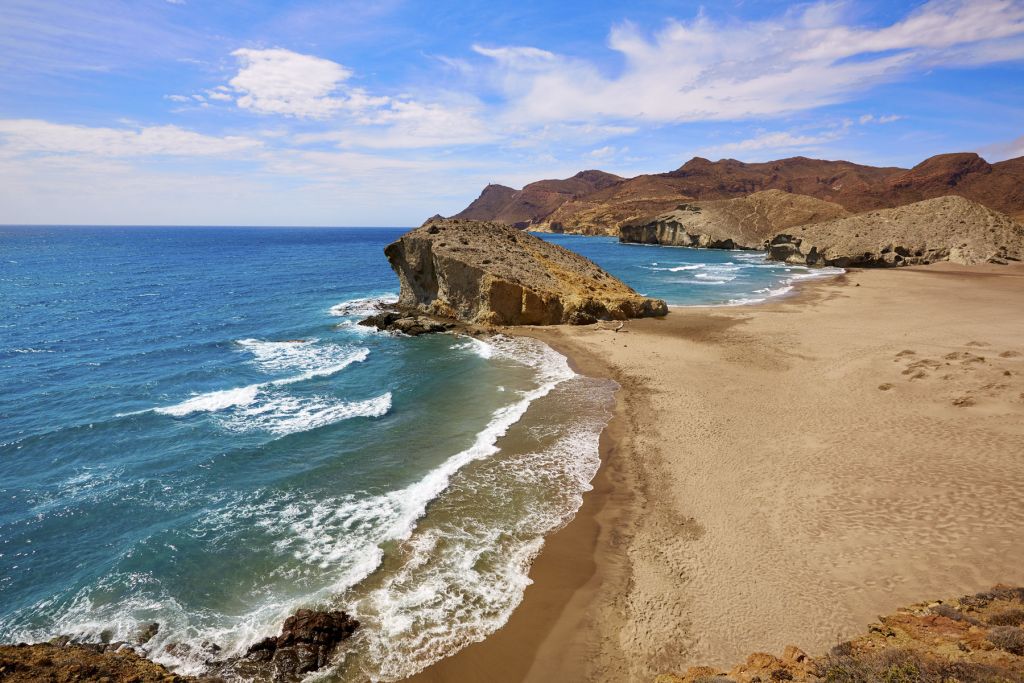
407,263,1024,682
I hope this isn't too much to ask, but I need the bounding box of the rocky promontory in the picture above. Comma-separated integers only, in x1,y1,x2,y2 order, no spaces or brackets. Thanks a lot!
657,585,1024,683
619,190,850,250
382,218,667,326
767,195,1024,267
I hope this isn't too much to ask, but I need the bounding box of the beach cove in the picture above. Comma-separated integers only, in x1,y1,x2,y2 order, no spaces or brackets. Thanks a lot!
411,262,1024,682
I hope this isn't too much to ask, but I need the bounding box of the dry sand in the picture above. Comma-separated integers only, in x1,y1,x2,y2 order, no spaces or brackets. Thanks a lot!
408,263,1024,682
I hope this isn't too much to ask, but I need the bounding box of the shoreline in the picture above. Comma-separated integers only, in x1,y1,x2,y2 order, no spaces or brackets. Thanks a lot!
404,273,836,683
407,262,1024,682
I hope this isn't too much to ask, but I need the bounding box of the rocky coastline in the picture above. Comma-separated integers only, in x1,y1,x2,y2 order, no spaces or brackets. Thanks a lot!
379,217,666,327
0,608,358,683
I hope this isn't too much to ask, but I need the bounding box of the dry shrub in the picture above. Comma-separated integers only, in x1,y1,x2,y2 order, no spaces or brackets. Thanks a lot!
817,647,1010,683
989,609,1024,627
989,625,1024,655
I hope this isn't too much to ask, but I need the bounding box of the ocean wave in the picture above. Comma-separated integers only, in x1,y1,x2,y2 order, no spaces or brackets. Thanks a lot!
148,344,370,418
237,338,368,378
2,336,605,680
154,384,262,417
221,392,391,436
329,294,398,318
351,374,614,680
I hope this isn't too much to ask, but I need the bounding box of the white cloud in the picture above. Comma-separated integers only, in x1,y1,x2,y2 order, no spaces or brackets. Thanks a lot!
860,114,905,124
587,145,617,160
709,131,841,154
472,0,1024,125
165,94,190,103
229,47,354,118
979,133,1024,161
0,119,262,157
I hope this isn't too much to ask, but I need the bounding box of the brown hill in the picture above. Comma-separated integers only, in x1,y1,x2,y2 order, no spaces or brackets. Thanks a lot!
453,153,1024,234
538,174,702,236
453,170,622,227
618,190,850,249
382,218,666,325
767,196,1024,267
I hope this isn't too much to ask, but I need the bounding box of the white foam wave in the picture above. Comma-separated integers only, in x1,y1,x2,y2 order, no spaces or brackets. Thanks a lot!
329,294,398,318
645,263,702,272
149,343,369,418
222,392,391,436
237,338,368,379
154,384,261,417
449,337,494,359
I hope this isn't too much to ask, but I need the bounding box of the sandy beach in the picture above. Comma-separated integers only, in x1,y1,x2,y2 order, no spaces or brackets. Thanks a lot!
409,262,1024,682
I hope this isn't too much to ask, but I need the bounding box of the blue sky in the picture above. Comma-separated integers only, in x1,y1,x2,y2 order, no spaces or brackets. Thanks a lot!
1,0,1023,226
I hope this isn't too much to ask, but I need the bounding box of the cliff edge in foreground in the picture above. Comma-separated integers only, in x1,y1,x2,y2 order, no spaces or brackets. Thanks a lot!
383,218,667,325
658,586,1024,683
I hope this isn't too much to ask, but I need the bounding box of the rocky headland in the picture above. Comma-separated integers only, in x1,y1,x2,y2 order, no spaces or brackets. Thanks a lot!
656,586,1024,683
767,195,1024,267
618,190,850,250
377,217,667,327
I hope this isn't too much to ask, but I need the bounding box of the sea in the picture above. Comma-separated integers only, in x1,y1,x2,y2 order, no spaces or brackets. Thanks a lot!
0,227,840,680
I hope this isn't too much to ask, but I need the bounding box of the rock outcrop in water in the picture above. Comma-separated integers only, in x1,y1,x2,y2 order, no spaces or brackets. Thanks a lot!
382,218,667,326
618,190,850,250
767,196,1024,267
219,609,358,682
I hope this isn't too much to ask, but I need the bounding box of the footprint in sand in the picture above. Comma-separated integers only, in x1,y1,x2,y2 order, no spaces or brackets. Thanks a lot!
999,350,1021,358
966,341,990,347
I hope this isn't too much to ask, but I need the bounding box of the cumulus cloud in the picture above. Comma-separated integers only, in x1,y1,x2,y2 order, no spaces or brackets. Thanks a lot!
472,0,1024,124
229,47,354,118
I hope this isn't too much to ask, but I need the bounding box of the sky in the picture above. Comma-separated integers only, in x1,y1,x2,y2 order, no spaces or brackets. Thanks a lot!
1,0,1023,226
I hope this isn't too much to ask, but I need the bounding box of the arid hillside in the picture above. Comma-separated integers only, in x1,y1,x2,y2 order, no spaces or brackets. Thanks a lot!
453,153,1024,235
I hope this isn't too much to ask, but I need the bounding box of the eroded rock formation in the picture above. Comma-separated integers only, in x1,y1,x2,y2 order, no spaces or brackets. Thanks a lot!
766,195,1024,267
382,218,667,325
618,190,850,250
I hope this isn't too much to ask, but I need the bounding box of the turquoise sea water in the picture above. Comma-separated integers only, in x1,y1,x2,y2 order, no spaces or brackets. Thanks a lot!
0,227,838,680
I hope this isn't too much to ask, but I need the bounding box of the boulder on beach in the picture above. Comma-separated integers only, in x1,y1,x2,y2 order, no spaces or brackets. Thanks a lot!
382,217,667,325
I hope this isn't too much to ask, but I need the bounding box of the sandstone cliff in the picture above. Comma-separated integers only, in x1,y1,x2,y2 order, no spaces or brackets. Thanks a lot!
452,153,1024,235
618,190,850,250
657,585,1024,683
383,218,667,325
767,196,1024,267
